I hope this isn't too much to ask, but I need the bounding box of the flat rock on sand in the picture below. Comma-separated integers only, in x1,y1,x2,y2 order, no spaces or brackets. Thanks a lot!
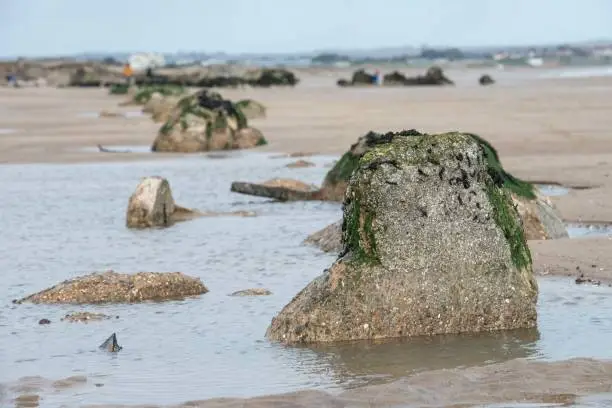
15,271,208,304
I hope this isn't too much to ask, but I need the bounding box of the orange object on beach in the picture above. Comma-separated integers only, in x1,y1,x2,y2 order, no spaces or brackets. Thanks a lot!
122,64,133,77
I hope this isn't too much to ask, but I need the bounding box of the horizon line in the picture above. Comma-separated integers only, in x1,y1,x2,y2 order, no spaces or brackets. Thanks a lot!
2,37,612,60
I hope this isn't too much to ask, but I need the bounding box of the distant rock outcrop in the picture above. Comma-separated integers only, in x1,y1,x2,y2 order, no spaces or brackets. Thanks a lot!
337,66,454,87
266,131,538,344
479,74,495,86
16,271,208,304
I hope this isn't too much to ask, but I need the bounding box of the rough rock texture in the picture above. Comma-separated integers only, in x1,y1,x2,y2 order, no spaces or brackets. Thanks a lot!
307,188,569,253
286,160,315,168
16,271,208,304
266,132,538,344
126,176,201,228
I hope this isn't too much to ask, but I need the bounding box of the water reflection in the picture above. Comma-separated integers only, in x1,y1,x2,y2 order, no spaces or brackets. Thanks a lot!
307,328,539,388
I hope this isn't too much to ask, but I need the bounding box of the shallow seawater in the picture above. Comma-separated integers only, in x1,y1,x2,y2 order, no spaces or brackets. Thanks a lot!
76,111,144,119
0,127,19,135
567,222,612,238
535,183,570,197
79,145,153,153
1,154,611,407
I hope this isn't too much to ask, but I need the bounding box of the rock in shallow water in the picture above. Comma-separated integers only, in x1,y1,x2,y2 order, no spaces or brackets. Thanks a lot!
126,176,202,229
267,131,538,344
16,271,208,304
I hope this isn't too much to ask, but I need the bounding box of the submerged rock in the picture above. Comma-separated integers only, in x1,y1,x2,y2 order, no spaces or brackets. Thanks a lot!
99,333,122,352
303,220,343,253
230,288,272,296
286,160,315,168
61,312,116,323
126,176,201,229
16,270,208,304
266,132,538,344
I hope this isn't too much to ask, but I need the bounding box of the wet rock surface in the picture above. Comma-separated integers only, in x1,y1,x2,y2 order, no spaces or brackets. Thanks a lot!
267,131,538,344
15,270,208,304
286,159,315,168
229,288,272,296
126,176,202,228
303,220,343,253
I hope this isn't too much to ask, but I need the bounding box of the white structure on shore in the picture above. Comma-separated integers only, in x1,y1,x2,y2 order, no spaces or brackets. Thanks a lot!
128,53,166,71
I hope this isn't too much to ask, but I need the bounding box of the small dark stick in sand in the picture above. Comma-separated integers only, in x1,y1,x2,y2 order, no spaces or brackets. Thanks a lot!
99,333,122,352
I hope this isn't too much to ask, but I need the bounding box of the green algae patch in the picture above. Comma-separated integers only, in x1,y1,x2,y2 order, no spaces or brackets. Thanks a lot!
324,151,361,186
485,181,532,270
342,187,380,266
466,133,535,199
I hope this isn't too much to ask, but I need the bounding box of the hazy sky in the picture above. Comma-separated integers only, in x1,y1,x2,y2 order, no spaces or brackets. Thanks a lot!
2,0,611,57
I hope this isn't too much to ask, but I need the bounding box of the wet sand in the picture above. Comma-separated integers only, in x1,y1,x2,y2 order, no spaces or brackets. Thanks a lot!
3,68,611,282
2,67,612,406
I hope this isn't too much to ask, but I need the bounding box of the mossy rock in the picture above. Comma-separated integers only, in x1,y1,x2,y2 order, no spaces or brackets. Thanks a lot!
321,129,535,201
267,131,537,344
152,90,267,153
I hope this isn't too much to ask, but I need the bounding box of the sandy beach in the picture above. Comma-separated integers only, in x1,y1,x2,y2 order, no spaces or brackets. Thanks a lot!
2,67,612,283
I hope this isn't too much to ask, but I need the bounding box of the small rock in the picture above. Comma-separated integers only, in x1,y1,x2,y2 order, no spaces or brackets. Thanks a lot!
38,318,51,325
61,311,115,323
230,288,272,296
99,333,122,352
286,160,315,168
126,176,202,229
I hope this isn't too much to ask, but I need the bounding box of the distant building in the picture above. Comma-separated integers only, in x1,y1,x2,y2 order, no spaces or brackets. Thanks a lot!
128,53,166,71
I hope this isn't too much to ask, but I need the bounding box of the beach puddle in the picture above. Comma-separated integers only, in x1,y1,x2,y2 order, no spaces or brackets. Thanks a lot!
0,128,19,135
1,156,611,406
77,111,144,119
79,145,153,154
535,183,571,197
567,222,612,238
